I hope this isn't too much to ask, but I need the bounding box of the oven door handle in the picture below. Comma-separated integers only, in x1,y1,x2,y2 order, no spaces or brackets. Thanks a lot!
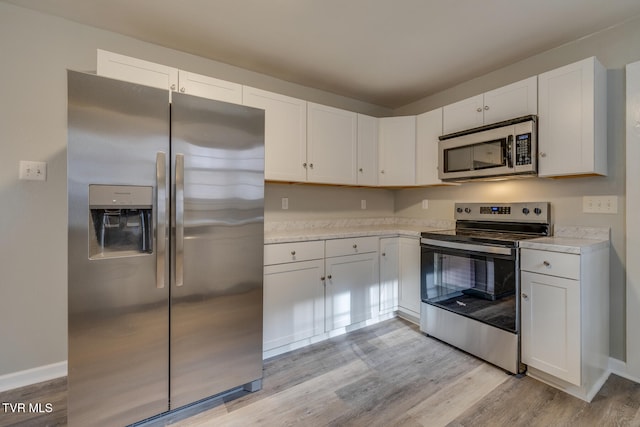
420,238,514,256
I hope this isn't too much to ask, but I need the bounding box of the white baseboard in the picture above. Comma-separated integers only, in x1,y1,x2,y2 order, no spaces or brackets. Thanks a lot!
608,357,640,384
0,361,67,393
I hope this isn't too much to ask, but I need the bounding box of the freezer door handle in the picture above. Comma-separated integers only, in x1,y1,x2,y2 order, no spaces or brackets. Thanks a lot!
175,153,185,287
156,152,167,289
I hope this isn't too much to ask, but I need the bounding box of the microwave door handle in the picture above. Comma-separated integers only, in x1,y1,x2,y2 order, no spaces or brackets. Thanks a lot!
156,152,167,289
507,135,514,168
175,153,185,287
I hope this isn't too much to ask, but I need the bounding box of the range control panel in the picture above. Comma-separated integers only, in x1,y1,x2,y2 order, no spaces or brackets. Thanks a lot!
455,202,550,223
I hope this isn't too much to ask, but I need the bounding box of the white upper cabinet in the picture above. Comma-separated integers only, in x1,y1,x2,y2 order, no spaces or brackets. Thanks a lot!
97,50,243,104
537,57,607,177
307,103,358,185
242,86,307,182
177,70,242,104
416,108,445,186
97,49,178,92
378,116,416,186
442,76,538,134
357,114,379,186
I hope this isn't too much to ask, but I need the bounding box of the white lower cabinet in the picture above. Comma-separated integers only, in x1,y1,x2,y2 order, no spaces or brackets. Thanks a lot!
520,244,609,402
263,259,325,352
379,238,399,314
378,236,421,321
263,237,380,357
325,237,379,331
521,270,580,385
397,237,421,319
263,241,325,354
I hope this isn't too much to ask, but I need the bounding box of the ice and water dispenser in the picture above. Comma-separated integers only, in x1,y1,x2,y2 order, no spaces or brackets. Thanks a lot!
89,185,153,259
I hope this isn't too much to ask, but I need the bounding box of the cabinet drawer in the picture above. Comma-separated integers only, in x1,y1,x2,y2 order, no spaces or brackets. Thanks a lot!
521,249,580,280
264,241,324,265
325,236,378,258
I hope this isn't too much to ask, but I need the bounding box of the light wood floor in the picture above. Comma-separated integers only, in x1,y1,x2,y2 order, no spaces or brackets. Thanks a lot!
3,318,640,426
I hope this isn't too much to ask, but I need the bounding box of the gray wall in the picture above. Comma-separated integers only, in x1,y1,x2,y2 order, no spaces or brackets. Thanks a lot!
0,3,390,377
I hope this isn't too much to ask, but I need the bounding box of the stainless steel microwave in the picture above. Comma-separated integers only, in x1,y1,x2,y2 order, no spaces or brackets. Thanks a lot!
438,115,537,182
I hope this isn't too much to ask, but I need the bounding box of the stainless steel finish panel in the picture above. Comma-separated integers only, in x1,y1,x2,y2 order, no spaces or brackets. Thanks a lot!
422,302,521,374
68,71,170,426
420,238,514,255
169,92,265,409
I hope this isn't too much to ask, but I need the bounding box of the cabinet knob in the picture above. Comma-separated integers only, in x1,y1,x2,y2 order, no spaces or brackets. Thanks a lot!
522,293,529,300
327,274,332,280
291,250,296,256
309,163,314,169
539,152,547,158
484,105,489,110
353,244,358,249
382,252,386,257
543,260,551,267
170,84,176,91
476,107,483,113
321,276,325,281
380,170,385,174
180,87,186,93
303,162,307,168
359,168,363,172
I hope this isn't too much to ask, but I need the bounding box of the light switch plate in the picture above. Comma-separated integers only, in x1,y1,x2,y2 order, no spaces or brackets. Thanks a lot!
583,195,618,214
19,161,47,181
361,199,367,210
281,197,289,210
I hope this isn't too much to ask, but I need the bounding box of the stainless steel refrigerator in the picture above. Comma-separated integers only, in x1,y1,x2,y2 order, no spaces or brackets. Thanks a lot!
67,70,265,426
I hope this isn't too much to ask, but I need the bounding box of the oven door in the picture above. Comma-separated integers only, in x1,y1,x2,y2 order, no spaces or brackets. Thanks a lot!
420,238,519,333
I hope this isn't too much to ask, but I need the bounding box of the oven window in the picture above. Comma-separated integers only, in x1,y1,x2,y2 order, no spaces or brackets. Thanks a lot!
444,138,507,173
421,245,517,332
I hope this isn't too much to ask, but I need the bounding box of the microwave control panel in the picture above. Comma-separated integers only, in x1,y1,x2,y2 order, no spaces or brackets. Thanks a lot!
515,133,532,166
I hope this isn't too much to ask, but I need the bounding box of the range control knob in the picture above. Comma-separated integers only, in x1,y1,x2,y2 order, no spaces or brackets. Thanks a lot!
522,208,530,215
534,207,542,215
456,207,463,213
464,208,471,214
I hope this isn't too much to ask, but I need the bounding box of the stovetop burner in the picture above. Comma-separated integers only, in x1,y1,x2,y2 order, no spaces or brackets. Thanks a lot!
421,202,551,247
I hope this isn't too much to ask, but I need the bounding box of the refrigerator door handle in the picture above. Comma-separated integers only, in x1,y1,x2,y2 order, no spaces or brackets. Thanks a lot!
175,153,185,287
156,152,167,289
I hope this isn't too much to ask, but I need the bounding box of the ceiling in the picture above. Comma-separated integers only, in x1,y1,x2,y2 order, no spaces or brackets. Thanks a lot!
5,0,640,108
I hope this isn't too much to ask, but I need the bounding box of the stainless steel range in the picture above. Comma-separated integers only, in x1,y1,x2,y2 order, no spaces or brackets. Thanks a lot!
419,202,550,374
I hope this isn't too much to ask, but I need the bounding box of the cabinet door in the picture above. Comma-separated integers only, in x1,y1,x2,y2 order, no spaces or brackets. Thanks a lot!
97,49,178,92
398,237,421,317
177,70,242,104
325,252,379,331
378,116,416,186
379,238,399,314
243,86,307,182
521,271,581,386
357,114,379,186
263,259,325,351
416,108,444,186
483,76,537,125
307,103,357,185
538,57,607,177
442,94,484,134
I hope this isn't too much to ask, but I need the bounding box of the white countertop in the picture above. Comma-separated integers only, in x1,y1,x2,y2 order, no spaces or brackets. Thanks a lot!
264,217,454,244
520,236,610,254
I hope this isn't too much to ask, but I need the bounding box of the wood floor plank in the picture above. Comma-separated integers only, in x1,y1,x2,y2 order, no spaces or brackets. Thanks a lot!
406,363,509,427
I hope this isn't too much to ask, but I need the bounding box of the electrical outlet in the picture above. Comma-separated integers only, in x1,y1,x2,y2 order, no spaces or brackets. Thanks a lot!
19,161,47,181
422,199,429,209
361,199,367,210
583,196,618,214
281,197,288,210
